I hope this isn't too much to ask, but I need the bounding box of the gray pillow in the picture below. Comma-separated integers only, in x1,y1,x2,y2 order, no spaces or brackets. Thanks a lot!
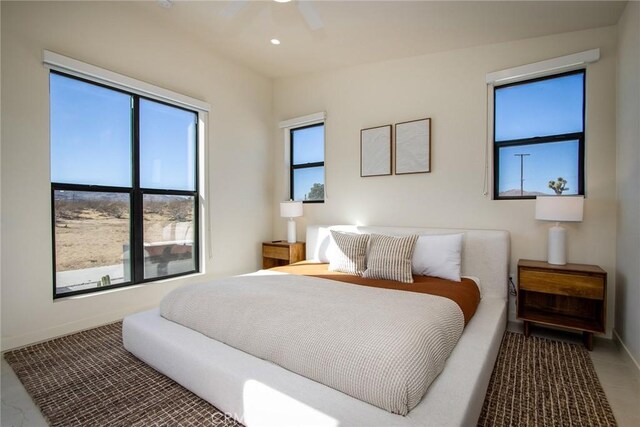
363,234,419,283
328,230,370,276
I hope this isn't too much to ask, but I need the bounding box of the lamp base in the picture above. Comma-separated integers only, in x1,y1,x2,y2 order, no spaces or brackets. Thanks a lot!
287,218,297,243
547,223,567,265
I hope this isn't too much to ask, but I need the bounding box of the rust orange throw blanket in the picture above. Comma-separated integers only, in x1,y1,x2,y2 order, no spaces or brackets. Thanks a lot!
271,261,480,324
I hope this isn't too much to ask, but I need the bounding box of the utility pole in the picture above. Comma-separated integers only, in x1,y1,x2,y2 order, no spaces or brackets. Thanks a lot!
514,153,530,196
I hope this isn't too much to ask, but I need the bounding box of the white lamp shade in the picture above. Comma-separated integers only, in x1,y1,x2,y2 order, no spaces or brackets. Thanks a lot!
280,201,303,218
535,196,584,222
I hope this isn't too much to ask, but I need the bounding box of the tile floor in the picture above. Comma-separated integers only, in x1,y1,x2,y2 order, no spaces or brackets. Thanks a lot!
1,323,639,426
1,358,48,427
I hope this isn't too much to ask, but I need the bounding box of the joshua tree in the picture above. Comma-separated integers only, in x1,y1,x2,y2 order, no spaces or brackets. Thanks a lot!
548,177,569,195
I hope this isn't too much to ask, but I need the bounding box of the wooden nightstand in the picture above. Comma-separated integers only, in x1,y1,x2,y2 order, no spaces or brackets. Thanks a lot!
517,259,607,350
262,241,306,269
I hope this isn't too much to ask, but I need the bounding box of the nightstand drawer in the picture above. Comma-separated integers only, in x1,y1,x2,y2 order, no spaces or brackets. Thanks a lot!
520,269,604,300
262,245,289,260
262,242,305,269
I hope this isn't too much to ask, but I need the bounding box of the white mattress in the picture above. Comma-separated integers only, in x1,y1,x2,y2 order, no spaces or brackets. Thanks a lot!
123,297,506,426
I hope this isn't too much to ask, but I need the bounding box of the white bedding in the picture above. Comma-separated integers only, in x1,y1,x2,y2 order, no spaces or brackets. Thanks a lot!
160,272,464,415
123,298,506,426
123,224,510,426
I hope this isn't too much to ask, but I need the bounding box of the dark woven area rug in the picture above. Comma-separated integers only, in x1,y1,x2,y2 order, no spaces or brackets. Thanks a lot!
4,322,237,426
5,324,616,426
479,331,616,426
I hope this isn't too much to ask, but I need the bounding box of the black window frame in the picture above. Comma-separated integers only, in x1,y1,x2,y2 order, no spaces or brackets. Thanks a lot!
50,71,200,299
493,69,586,200
290,122,325,203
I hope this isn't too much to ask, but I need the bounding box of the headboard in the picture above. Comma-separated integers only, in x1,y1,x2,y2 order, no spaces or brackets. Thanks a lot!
306,225,510,300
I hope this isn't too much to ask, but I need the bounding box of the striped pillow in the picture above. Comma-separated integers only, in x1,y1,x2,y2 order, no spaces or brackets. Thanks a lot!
363,234,419,283
328,231,370,275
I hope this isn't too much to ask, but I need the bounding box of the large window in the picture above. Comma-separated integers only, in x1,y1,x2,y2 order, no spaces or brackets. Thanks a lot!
51,72,199,297
290,123,324,202
493,70,585,199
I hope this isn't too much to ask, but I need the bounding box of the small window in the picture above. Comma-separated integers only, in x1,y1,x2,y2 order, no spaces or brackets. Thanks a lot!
51,72,199,298
494,70,585,199
290,123,324,202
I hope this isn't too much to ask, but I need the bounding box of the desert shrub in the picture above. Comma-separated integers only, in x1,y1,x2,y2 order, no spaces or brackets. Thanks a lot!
55,198,129,221
144,198,193,222
55,194,191,223
166,199,192,221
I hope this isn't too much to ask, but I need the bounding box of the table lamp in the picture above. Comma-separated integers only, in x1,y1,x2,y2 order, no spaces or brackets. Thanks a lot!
280,200,303,243
535,195,584,265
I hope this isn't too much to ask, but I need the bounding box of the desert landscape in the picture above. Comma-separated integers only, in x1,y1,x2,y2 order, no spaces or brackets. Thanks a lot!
54,191,194,276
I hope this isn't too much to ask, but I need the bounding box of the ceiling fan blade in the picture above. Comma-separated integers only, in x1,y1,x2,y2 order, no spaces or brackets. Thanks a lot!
220,0,250,19
297,1,324,30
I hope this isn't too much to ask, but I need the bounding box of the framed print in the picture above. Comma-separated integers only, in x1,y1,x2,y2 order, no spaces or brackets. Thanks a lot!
395,118,431,174
360,125,392,177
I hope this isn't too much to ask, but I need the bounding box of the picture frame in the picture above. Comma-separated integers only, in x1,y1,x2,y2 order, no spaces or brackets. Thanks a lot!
360,125,392,177
395,118,431,174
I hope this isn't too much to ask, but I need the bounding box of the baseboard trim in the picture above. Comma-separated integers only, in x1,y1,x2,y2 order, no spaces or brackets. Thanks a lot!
613,329,640,372
1,304,157,352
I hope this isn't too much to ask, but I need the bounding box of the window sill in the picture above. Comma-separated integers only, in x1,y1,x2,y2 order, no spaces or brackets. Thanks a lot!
54,271,205,301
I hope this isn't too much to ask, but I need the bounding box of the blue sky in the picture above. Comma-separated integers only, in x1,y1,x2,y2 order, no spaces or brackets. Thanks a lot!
293,167,324,200
496,73,583,194
292,125,324,200
50,73,132,187
51,73,196,191
498,141,579,195
140,100,196,191
52,71,581,198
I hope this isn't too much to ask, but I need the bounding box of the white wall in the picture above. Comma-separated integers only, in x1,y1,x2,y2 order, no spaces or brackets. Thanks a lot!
273,26,619,336
1,1,273,350
0,2,631,352
615,1,640,367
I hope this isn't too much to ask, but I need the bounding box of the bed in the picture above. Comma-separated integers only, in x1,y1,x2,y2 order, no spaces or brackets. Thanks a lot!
123,225,509,426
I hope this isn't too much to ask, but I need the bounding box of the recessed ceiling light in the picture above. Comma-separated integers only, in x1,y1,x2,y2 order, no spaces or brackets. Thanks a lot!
274,0,292,3
271,39,281,45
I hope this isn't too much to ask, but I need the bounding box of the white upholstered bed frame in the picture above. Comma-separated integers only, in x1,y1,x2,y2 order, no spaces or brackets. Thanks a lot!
123,225,510,426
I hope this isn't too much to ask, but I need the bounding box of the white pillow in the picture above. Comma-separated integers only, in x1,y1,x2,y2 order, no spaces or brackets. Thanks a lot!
411,234,463,282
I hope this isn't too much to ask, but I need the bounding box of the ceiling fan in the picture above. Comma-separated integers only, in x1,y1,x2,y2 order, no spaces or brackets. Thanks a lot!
220,0,324,31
